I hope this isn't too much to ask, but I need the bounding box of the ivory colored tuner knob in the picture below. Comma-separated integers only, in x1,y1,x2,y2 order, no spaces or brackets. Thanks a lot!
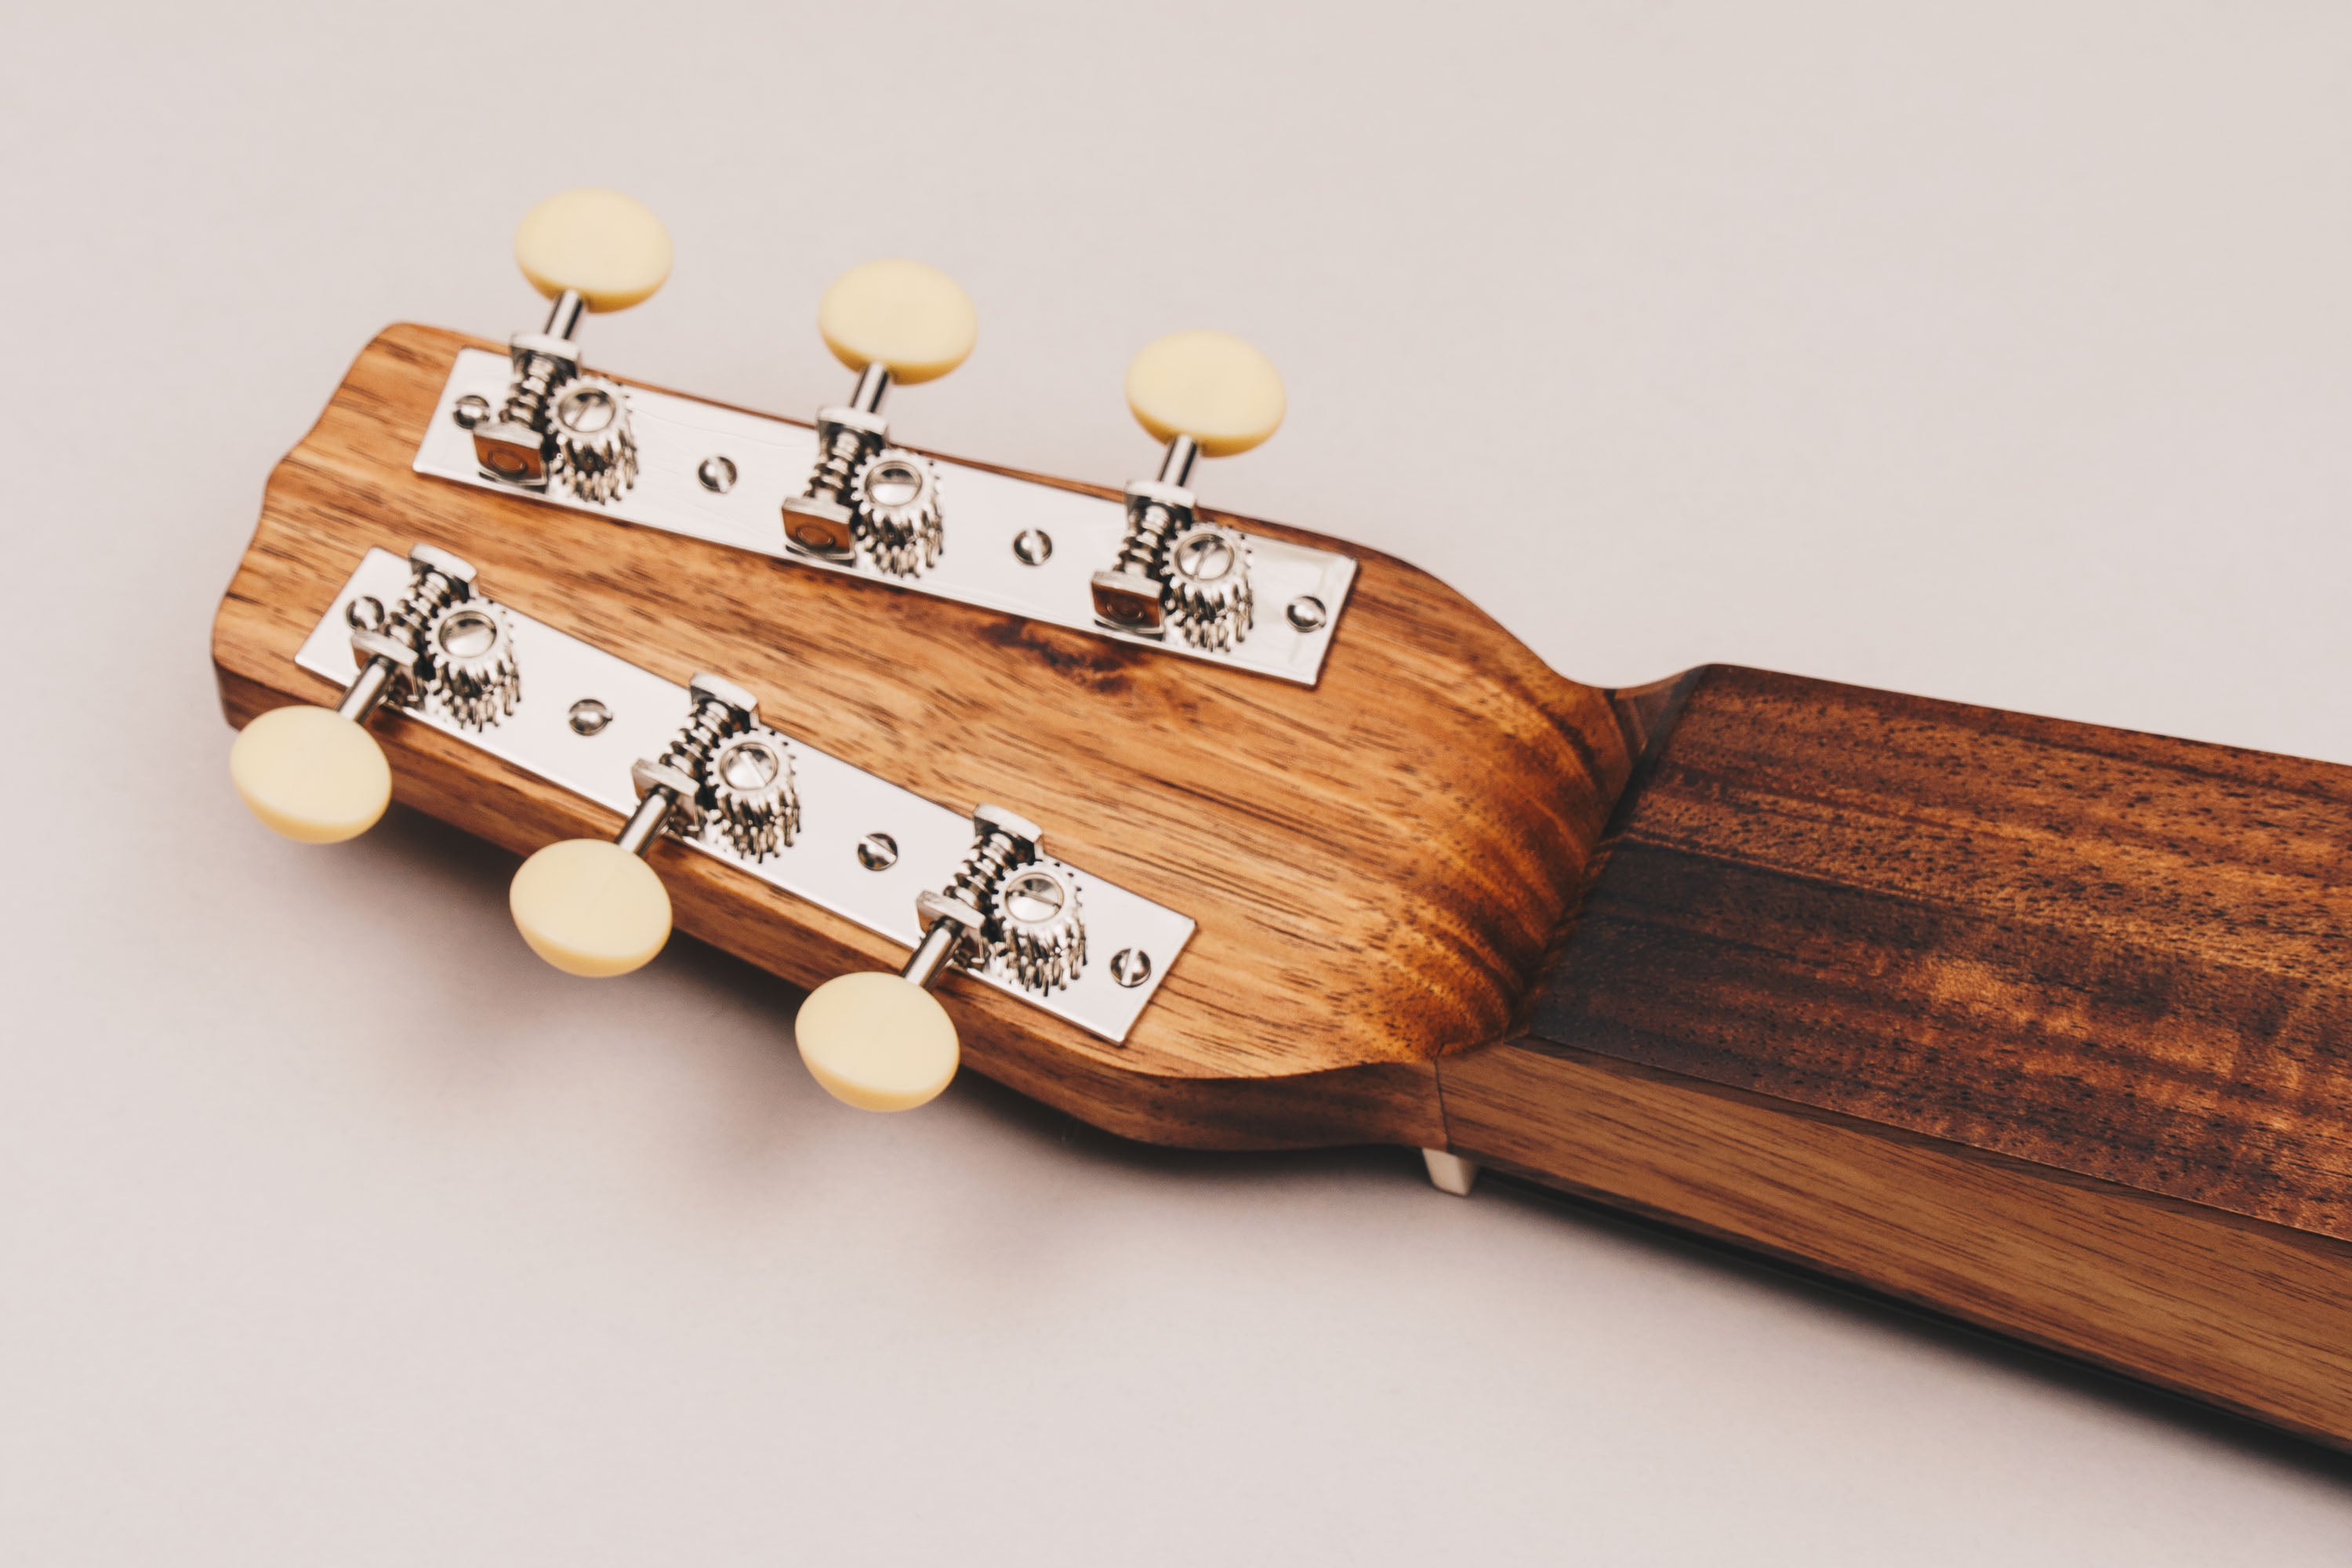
514,188,673,314
230,705,393,844
795,971,960,1112
817,260,978,385
509,838,674,978
1126,329,1285,457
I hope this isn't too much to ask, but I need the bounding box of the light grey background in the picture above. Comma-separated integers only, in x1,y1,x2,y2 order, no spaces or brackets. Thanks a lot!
5,2,2350,1561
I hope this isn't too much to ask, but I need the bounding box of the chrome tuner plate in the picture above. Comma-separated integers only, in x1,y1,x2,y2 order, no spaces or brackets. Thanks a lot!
414,349,1359,687
296,548,1194,1044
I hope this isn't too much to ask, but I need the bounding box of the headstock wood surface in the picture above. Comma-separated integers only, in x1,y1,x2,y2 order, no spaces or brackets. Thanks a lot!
213,204,2352,1454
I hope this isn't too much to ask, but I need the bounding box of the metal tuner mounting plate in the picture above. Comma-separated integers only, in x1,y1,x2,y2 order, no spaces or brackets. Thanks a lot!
413,349,1359,687
296,548,1195,1044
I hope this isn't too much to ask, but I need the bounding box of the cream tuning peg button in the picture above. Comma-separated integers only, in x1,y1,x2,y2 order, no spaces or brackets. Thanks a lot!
1123,329,1285,458
228,546,494,844
473,190,670,501
1091,332,1282,652
507,674,781,978
510,837,673,978
230,706,391,844
796,805,1084,1113
816,259,978,386
795,971,961,1112
782,260,975,578
514,188,673,314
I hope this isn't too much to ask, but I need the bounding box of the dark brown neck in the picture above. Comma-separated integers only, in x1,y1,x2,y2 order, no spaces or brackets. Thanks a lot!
1434,664,2352,1450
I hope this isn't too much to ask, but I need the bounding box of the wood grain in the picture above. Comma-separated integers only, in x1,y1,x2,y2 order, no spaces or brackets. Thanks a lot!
214,329,2352,1448
1443,665,2352,1447
211,325,1631,1149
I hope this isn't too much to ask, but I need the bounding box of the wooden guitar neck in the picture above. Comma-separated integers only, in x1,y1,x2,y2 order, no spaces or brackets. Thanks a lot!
1455,666,2352,1448
214,326,2352,1451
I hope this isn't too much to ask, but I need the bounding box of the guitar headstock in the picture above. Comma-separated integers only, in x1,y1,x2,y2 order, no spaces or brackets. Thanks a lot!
213,191,1637,1151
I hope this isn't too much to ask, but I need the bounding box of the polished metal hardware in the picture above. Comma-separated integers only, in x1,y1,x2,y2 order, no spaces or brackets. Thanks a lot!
414,349,1356,686
901,807,1087,1000
296,548,1192,1041
779,363,948,579
466,292,641,503
1089,434,1258,653
330,544,517,731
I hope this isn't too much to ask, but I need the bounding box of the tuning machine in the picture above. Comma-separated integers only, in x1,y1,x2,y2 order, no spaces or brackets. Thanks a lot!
508,674,800,978
458,189,671,503
229,545,517,843
780,260,978,579
1090,332,1285,652
796,806,1087,1112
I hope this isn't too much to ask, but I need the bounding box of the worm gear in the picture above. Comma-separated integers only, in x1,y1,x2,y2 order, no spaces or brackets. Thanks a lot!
1161,523,1254,652
850,448,944,578
546,375,640,503
420,599,521,730
703,728,800,861
989,861,1087,994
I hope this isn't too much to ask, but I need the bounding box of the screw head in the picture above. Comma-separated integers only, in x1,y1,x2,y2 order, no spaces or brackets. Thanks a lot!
568,698,612,735
345,594,386,633
698,455,738,493
452,393,492,430
1286,595,1327,632
1109,948,1152,988
857,833,898,871
1012,528,1053,566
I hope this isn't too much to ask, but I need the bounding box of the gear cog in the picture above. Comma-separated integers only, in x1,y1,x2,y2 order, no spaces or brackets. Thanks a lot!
420,600,521,730
850,448,944,577
547,374,640,503
990,862,1087,994
1161,523,1254,652
704,728,800,860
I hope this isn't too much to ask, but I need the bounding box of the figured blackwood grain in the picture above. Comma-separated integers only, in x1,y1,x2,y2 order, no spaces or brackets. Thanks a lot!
211,325,1631,1148
1442,665,2352,1448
